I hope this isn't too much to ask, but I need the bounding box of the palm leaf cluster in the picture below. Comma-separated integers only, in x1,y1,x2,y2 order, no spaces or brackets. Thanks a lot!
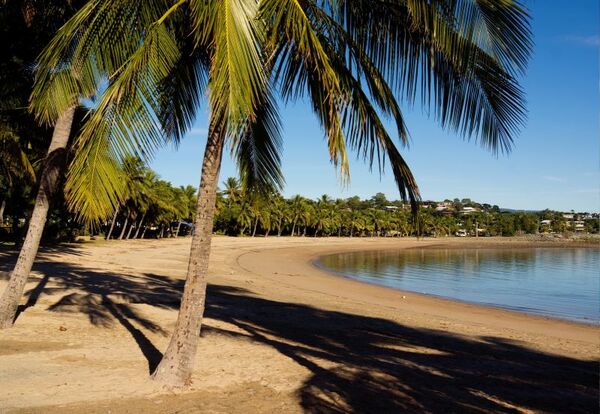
31,0,531,222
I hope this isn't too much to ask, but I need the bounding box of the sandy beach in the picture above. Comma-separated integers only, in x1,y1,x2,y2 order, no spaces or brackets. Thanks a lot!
0,236,597,413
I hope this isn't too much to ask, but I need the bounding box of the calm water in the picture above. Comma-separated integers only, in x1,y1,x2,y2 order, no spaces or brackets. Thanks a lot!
318,248,600,323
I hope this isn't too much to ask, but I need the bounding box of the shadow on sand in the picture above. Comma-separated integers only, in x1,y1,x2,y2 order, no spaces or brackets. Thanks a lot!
1,251,597,413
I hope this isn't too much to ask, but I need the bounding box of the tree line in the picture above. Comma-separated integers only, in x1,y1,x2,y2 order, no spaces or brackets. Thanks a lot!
214,181,600,238
4,151,598,243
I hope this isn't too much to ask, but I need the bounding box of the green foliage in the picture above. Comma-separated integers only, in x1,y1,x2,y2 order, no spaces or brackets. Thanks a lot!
211,177,597,238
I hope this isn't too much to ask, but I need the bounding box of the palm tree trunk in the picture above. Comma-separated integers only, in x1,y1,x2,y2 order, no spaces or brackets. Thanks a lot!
105,207,119,240
175,221,182,237
141,226,148,239
251,217,258,237
0,107,75,328
0,199,5,226
152,124,224,387
125,222,135,240
291,220,296,237
118,217,129,240
133,212,146,239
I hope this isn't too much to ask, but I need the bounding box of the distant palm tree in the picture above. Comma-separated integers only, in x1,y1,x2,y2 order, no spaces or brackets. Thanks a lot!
222,177,241,207
289,195,306,237
271,195,287,236
179,185,198,222
31,0,531,386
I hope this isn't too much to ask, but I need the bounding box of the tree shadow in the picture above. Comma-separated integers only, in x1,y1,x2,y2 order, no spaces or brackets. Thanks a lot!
0,244,85,275
202,289,598,413
7,257,598,413
10,258,182,374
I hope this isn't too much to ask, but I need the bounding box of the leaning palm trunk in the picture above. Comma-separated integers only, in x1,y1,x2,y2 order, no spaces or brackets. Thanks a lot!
125,222,135,239
132,212,146,239
105,206,119,240
152,125,224,387
251,217,258,237
118,217,128,240
290,220,297,237
0,199,5,226
0,107,75,328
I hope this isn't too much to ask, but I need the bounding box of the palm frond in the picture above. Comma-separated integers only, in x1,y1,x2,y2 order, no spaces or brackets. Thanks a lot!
232,87,284,193
30,0,173,124
263,0,349,178
332,55,421,211
64,11,182,223
209,0,267,131
329,0,531,154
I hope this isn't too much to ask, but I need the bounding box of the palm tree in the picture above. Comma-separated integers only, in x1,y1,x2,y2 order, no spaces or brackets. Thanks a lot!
0,0,86,328
222,177,242,207
289,195,306,237
34,0,531,386
237,200,253,236
180,185,198,222
0,107,76,328
249,196,263,237
271,195,287,236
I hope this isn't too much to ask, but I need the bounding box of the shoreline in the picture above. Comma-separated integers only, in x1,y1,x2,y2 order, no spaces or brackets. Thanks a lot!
233,237,598,350
309,243,598,327
1,236,598,413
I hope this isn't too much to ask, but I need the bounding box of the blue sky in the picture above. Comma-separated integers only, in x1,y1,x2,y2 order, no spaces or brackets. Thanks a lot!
151,1,599,212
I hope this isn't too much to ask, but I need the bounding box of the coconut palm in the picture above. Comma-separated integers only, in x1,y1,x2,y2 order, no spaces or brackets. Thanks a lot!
180,185,198,222
289,195,306,237
271,195,287,236
0,0,88,328
0,107,76,329
31,0,531,386
238,200,253,236
222,177,242,207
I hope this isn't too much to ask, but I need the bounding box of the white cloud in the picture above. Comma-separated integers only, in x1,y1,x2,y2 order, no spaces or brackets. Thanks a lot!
563,35,600,47
542,175,567,183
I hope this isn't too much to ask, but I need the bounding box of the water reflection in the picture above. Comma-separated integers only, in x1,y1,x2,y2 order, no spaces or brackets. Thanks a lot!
319,248,599,323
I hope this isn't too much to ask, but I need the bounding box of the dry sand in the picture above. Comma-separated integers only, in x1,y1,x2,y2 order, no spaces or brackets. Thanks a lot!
0,236,597,413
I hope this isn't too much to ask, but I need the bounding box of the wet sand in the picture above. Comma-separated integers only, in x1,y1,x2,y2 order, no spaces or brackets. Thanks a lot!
0,236,597,413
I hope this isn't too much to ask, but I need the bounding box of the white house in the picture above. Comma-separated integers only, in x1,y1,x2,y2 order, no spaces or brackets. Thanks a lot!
460,206,478,214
